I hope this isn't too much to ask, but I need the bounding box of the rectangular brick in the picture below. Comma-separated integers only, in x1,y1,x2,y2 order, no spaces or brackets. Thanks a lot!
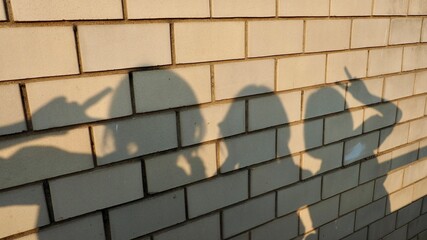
303,85,345,119
343,228,368,240
0,184,49,238
397,199,422,227
420,139,427,158
277,54,326,91
330,0,372,16
326,50,368,83
403,45,427,71
251,155,300,196
0,1,6,20
229,233,249,240
212,0,275,17
109,190,185,240
154,214,220,240
360,152,392,183
352,19,390,48
277,177,322,216
409,0,427,14
379,123,410,152
383,226,407,240
277,119,323,157
79,23,171,72
345,78,383,109
368,213,396,240
174,21,245,63
413,178,427,200
340,181,375,215
133,66,211,112
299,196,339,234
305,20,351,52
423,19,427,42
397,95,426,122
219,130,275,173
390,18,423,44
403,159,427,186
408,117,427,142
355,198,386,229
322,164,359,199
0,128,93,190
92,112,177,165
344,131,380,165
279,0,329,16
11,0,122,21
248,20,303,57
383,73,415,101
373,0,409,15
214,60,274,100
145,143,217,193
408,213,427,238
319,212,355,240
27,74,132,130
127,0,209,19
368,47,403,76
415,70,427,94
374,169,404,200
251,214,298,240
0,26,78,81
187,171,248,218
391,143,419,170
180,101,245,146
248,91,301,131
302,143,343,179
0,84,26,135
387,185,414,213
222,193,275,238
324,109,364,144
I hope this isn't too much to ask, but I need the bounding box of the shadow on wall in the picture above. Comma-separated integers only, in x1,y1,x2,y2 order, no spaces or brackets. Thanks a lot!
0,67,424,239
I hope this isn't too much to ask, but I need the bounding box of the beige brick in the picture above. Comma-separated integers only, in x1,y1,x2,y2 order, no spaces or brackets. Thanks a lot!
251,214,298,240
403,159,427,186
248,20,303,57
0,184,49,238
397,200,422,227
18,214,105,240
127,0,209,19
323,165,360,198
420,139,427,158
397,95,426,122
302,143,343,179
352,19,390,49
324,109,364,144
390,18,423,45
222,193,275,238
383,225,407,240
0,128,93,190
415,70,427,94
133,66,211,112
409,0,427,14
11,0,122,21
92,112,177,165
219,130,275,173
0,1,6,20
326,50,368,83
423,19,427,42
187,171,248,218
277,177,322,216
330,0,372,16
248,91,301,131
154,214,220,240
379,123,410,152
383,73,415,100
305,20,351,52
342,228,368,240
303,85,345,119
345,78,383,109
79,23,171,72
374,0,409,15
375,169,404,200
344,131,380,165
368,213,397,239
360,152,392,183
368,47,403,76
214,60,274,100
387,186,414,213
0,84,26,135
391,143,419,170
279,0,329,16
403,45,427,71
413,178,427,200
319,212,355,240
277,119,323,157
27,74,131,130
180,101,245,146
109,190,185,240
409,117,427,142
50,162,143,220
212,0,275,17
277,54,326,91
0,26,78,81
355,198,386,229
365,105,396,138
174,21,245,63
251,155,300,196
299,196,339,234
340,181,375,215
145,143,216,193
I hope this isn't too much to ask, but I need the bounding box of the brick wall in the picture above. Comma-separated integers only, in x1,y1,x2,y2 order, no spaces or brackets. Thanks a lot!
0,1,427,239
